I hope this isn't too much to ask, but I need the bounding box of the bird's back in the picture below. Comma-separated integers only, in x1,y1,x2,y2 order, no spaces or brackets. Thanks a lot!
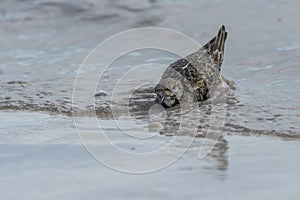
155,26,228,107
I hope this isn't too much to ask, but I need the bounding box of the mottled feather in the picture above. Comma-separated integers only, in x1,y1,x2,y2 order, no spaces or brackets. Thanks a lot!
155,26,228,108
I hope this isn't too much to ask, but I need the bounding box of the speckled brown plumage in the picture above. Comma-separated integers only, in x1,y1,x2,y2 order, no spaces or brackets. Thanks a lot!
155,25,228,108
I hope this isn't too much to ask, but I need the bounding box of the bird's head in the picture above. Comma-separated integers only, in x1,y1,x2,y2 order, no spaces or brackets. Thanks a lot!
155,78,183,108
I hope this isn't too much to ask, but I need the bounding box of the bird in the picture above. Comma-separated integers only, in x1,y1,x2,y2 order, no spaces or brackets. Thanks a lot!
155,25,228,108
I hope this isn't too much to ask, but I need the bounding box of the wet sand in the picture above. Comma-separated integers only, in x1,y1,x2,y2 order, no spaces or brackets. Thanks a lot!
1,111,300,199
1,0,300,199
0,0,299,138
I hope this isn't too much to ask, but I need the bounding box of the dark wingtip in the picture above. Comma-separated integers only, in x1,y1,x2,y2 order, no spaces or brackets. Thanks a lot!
202,25,228,54
202,25,228,69
219,25,226,36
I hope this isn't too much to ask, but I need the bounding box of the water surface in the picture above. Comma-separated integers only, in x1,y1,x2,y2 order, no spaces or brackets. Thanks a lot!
1,0,300,199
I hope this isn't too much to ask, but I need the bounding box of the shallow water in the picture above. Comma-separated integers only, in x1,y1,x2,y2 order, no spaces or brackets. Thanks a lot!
1,111,300,199
1,0,300,198
1,0,299,139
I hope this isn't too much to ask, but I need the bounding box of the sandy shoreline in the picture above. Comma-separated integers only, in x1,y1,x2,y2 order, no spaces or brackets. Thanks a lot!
1,137,299,200
1,0,300,198
1,111,300,199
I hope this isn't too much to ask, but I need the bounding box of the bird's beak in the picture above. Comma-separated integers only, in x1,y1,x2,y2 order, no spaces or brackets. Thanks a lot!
159,93,165,104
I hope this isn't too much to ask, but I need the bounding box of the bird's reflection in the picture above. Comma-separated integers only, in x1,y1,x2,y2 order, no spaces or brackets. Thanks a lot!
200,137,229,180
127,86,230,179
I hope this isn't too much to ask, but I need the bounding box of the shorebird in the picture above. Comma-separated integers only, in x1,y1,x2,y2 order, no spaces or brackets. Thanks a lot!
155,25,228,108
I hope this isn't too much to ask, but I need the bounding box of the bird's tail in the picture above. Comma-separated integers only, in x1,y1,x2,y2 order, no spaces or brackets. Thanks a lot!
203,25,227,68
